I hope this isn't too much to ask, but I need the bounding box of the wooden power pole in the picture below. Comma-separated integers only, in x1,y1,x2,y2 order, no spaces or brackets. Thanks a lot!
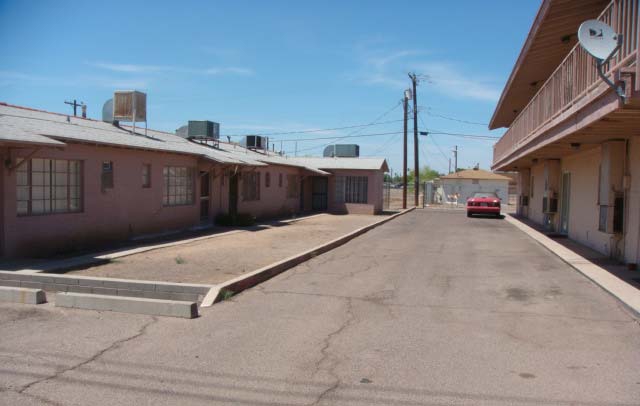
409,73,419,207
402,92,409,209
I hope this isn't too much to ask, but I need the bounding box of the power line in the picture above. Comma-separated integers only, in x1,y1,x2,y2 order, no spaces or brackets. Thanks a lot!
424,109,488,126
419,115,449,162
231,118,404,138
293,100,403,154
278,130,403,143
424,130,499,140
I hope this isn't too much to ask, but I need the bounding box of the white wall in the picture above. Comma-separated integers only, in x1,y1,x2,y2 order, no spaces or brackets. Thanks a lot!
442,179,509,203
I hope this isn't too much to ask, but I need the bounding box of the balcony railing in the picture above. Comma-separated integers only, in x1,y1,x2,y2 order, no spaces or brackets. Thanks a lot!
493,0,639,167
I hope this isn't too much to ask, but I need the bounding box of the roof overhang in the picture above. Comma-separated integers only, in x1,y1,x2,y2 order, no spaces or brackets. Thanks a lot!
489,0,609,129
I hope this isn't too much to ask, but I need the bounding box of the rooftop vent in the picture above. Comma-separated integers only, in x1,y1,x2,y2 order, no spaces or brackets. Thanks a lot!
243,135,268,151
323,144,360,158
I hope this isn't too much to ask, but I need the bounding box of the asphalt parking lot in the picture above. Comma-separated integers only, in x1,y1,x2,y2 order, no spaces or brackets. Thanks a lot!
1,209,638,405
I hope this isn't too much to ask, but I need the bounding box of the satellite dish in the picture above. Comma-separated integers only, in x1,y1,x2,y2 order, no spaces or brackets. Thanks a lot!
578,19,619,61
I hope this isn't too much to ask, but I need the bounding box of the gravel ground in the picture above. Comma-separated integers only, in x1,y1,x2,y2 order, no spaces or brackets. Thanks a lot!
66,213,387,284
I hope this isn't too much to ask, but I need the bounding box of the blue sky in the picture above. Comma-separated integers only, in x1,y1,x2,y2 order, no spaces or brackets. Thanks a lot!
0,0,540,174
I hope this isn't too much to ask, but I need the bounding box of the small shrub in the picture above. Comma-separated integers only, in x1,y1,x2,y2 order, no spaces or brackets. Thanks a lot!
214,212,255,227
235,213,255,227
215,213,235,226
220,289,235,301
175,255,186,264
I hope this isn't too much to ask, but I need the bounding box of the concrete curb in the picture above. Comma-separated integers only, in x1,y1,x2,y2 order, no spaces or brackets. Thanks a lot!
201,208,415,307
505,214,640,318
0,271,212,303
0,286,46,304
55,292,198,318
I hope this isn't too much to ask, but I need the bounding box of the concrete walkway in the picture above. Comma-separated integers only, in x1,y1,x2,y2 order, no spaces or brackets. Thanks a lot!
0,209,638,405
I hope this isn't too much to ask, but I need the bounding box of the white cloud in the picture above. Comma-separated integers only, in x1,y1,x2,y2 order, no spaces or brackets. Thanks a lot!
88,62,167,73
353,48,501,102
88,62,254,76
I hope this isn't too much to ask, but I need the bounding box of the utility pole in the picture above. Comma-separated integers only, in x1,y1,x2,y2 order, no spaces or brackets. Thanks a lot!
448,158,451,174
409,73,419,207
402,91,410,209
64,99,84,117
453,145,458,173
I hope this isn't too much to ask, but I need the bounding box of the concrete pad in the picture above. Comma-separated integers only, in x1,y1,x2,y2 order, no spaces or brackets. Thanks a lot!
0,286,46,304
201,207,416,306
55,292,198,319
505,214,640,317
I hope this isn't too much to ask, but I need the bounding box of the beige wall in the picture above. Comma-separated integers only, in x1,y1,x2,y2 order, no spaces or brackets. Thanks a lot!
528,162,545,225
624,137,640,265
561,147,612,255
327,169,384,215
237,165,301,219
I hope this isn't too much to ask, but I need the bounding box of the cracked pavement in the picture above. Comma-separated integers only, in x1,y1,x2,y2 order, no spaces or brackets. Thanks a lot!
1,209,639,405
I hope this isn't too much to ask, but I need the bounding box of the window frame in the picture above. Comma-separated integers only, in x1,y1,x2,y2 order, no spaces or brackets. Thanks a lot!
242,171,261,201
16,157,83,216
335,175,368,204
163,166,195,207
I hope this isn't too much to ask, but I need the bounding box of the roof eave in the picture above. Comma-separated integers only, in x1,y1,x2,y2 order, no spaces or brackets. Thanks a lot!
489,0,553,130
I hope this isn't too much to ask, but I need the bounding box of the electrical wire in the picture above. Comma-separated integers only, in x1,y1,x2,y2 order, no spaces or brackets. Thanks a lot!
227,118,404,138
424,109,489,126
292,100,403,154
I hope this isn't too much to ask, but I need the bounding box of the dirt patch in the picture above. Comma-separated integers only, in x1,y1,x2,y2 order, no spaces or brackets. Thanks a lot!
67,214,389,284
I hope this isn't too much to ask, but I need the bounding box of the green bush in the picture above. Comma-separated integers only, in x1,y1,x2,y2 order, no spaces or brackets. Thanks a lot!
215,212,255,227
235,213,255,227
215,213,235,226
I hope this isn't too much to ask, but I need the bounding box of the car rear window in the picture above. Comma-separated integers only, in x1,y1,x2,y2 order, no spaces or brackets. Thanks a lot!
473,192,498,198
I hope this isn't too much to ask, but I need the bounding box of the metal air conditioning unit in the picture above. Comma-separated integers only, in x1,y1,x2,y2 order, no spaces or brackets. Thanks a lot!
186,120,220,139
244,135,268,151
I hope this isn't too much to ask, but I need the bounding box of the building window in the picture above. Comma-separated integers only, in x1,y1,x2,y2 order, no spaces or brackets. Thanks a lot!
102,161,114,190
336,175,368,204
286,174,299,198
265,172,271,188
16,158,82,216
142,164,151,188
279,173,283,187
243,171,261,201
472,179,479,184
163,166,194,206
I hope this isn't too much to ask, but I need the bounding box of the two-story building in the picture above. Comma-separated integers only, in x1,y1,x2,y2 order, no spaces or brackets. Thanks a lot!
491,0,640,265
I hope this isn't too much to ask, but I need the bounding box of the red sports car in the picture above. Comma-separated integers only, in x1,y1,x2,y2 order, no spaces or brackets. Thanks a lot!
466,192,501,217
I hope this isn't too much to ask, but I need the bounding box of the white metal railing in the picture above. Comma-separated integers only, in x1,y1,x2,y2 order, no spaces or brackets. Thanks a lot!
493,0,639,167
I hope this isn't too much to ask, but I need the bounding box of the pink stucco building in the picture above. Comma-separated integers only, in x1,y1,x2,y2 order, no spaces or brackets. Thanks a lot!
491,0,640,266
0,102,388,258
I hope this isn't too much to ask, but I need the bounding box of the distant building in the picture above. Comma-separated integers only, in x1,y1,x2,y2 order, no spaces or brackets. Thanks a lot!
0,100,388,258
440,169,511,203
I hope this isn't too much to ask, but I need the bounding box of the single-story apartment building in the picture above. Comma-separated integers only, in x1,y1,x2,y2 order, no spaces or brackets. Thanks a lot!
0,101,388,258
440,169,511,203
